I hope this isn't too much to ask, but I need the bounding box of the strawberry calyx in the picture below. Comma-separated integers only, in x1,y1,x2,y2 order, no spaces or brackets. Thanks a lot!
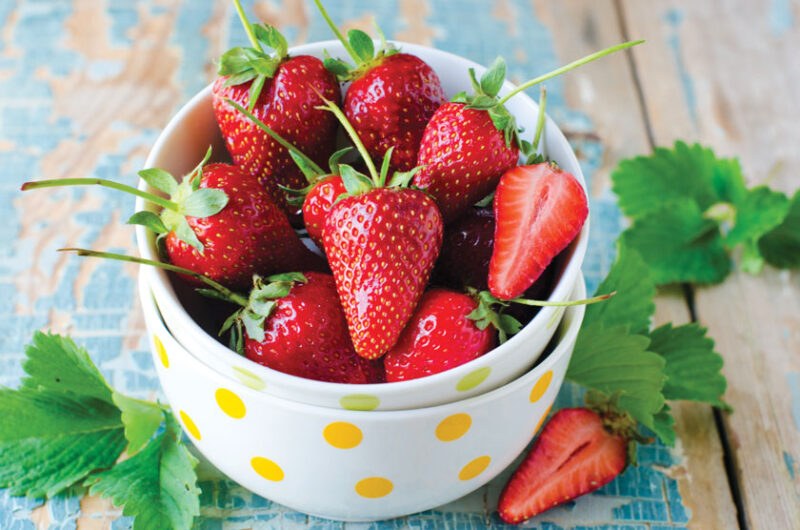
313,0,398,82
218,0,290,111
583,389,654,467
519,86,549,165
281,147,354,208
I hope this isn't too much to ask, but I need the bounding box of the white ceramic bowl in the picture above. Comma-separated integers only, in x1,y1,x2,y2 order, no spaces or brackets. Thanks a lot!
139,268,586,521
136,40,589,411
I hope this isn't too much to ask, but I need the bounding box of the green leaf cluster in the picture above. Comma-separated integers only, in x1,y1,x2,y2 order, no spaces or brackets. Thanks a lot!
0,332,200,529
567,245,730,446
612,141,799,284
322,26,398,81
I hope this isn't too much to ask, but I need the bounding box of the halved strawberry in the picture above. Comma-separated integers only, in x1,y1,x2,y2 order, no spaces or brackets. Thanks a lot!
498,408,627,524
489,163,587,300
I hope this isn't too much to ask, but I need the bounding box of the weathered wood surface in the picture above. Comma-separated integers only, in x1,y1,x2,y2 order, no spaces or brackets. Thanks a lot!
1,0,796,528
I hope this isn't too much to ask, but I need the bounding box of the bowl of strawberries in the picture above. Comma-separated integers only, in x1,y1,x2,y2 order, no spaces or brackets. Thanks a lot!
131,5,631,410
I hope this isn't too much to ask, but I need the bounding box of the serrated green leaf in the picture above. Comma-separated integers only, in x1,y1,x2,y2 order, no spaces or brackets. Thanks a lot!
622,200,731,285
127,211,168,234
138,168,178,196
480,56,506,98
218,47,253,76
180,188,228,218
567,322,666,429
583,245,655,335
112,392,164,455
651,405,677,446
87,413,200,530
612,141,745,219
726,186,789,248
323,56,351,78
254,24,288,57
758,190,800,268
250,57,279,77
647,323,729,410
348,29,374,62
21,332,114,403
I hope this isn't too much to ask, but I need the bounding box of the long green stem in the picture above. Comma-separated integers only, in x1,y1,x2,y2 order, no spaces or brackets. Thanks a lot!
312,93,380,183
60,248,250,307
232,0,263,52
532,86,547,151
497,40,644,105
510,291,616,307
312,0,360,63
226,99,326,175
21,178,180,212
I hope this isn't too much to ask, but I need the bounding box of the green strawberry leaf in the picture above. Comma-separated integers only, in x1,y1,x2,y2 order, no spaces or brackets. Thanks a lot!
248,75,267,111
651,404,677,447
169,216,204,253
647,323,730,410
479,56,506,98
622,200,731,285
222,70,259,88
758,190,800,268
740,238,765,274
127,211,168,234
348,29,375,63
218,47,253,76
323,55,352,78
253,23,288,57
450,91,468,104
138,168,178,196
180,188,228,218
725,186,790,248
379,146,395,186
240,310,268,343
86,413,200,530
339,164,374,196
112,392,165,455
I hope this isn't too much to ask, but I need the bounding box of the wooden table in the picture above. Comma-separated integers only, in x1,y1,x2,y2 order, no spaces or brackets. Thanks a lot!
1,1,798,528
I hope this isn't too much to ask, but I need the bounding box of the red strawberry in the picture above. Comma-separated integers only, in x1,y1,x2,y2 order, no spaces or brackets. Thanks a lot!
498,408,627,524
302,174,346,249
241,272,384,384
383,288,496,382
212,13,340,215
490,164,587,299
313,0,445,171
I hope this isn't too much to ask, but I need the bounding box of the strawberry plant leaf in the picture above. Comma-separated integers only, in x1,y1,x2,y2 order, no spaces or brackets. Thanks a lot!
339,164,374,195
647,323,730,410
328,147,353,174
583,245,654,335
248,75,267,111
622,200,730,285
567,322,666,430
348,29,374,62
112,392,165,455
725,186,790,248
138,168,178,196
758,190,800,268
323,56,351,78
181,188,228,218
254,24,287,57
86,413,200,530
170,216,204,253
127,211,168,234
651,404,677,446
222,70,258,88
479,56,506,98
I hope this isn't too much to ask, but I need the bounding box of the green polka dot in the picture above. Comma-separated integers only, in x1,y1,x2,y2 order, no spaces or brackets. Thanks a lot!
340,394,380,411
456,366,491,392
233,366,266,391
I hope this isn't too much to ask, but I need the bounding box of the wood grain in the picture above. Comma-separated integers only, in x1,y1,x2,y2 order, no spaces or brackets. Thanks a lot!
621,0,800,527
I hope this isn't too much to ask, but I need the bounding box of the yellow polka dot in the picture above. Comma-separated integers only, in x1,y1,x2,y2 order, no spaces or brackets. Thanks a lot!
340,394,380,411
435,413,472,442
251,456,284,481
458,456,491,481
355,477,393,498
215,388,246,419
529,371,553,403
456,366,491,392
179,410,201,440
534,405,552,435
323,422,363,449
233,366,266,390
153,335,168,368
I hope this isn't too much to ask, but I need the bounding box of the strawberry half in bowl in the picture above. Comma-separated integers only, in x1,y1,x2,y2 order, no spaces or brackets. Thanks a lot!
136,40,589,411
138,264,587,521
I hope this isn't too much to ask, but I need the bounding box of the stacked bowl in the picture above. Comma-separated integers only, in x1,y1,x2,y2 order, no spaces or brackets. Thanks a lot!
136,41,589,521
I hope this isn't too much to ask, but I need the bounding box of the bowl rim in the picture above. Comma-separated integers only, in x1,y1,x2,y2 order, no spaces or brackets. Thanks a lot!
135,39,590,398
139,268,586,417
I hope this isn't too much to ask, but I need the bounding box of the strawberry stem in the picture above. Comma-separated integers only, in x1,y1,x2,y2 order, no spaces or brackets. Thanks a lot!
225,98,326,175
532,86,547,151
312,0,361,64
313,93,380,184
496,40,644,106
232,0,263,52
59,248,250,307
21,178,180,212
510,291,616,307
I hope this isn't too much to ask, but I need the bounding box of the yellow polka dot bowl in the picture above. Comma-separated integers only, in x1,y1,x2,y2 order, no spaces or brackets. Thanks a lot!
135,40,590,412
138,268,586,521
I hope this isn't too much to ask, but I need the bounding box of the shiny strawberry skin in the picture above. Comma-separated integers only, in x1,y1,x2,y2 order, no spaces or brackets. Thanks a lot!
165,163,324,290
498,408,626,524
435,207,495,290
414,102,519,224
302,174,346,250
244,272,384,384
346,53,445,171
489,164,588,300
383,288,496,382
323,188,443,359
212,55,341,213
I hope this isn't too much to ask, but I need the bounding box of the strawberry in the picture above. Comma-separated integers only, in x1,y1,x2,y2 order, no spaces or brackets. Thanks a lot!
498,407,629,524
213,4,340,215
383,288,497,382
316,96,444,359
489,163,588,300
302,175,347,249
313,0,445,171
